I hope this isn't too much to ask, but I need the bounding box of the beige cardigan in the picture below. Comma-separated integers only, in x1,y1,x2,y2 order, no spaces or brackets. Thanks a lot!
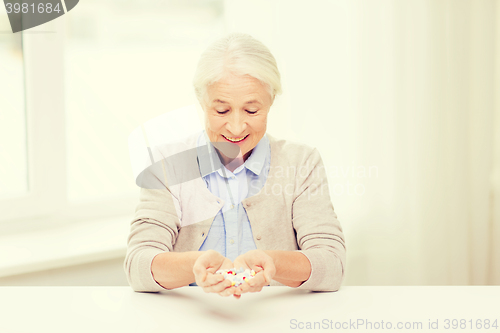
124,133,346,292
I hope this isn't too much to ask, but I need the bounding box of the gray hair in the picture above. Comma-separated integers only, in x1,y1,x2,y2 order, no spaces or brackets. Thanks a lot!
193,33,282,103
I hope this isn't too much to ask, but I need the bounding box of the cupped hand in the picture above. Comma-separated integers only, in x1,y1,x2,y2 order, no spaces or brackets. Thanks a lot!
192,250,239,297
232,249,276,298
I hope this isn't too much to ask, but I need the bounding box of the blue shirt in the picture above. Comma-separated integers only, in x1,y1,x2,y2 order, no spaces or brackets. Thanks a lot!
196,130,271,261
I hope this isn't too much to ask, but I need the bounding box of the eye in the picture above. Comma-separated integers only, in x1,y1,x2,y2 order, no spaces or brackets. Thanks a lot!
216,110,229,114
246,110,258,114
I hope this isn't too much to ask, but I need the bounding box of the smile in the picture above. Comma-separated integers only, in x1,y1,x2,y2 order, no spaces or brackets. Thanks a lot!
222,134,249,143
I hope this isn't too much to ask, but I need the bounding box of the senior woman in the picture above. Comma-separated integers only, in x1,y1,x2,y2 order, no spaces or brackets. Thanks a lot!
124,33,346,297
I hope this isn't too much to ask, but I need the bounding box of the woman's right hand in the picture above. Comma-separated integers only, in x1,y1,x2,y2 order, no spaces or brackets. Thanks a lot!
193,250,236,296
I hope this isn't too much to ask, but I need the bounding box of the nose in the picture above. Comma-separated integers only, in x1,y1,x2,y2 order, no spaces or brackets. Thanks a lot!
226,111,247,135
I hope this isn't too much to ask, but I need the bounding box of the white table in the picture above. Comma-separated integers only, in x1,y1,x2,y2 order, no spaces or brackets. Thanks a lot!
0,286,499,333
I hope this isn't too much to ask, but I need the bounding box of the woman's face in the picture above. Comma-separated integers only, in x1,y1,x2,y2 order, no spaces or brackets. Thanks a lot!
202,73,273,162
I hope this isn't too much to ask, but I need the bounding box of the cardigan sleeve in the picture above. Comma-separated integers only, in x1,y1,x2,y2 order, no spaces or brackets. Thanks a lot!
123,160,182,292
292,148,346,291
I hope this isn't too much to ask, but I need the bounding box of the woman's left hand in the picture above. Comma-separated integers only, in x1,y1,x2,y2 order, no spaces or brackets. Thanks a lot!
232,249,276,298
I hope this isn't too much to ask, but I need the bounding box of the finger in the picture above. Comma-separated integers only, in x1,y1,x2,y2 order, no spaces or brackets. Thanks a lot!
240,273,266,293
252,285,264,293
247,283,264,293
219,258,234,269
253,265,274,285
193,264,209,284
198,273,225,288
233,285,242,296
251,271,267,284
206,273,225,285
259,258,276,283
203,278,233,293
220,263,234,271
264,267,276,284
218,286,238,297
238,280,252,294
196,271,223,287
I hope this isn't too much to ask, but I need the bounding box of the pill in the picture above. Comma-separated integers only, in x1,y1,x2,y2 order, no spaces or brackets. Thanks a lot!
215,268,257,287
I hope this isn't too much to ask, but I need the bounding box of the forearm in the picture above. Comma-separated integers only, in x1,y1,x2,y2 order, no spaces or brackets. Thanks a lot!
151,251,203,289
263,250,311,288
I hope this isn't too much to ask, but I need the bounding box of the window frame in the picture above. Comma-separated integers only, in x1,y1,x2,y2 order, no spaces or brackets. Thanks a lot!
0,17,139,226
1,0,229,227
0,19,65,223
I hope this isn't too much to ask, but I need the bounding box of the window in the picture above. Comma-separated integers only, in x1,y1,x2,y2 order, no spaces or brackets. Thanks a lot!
0,13,27,200
0,13,66,223
0,0,225,225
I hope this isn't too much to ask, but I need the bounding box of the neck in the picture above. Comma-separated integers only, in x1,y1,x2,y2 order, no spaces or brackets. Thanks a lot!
216,149,253,173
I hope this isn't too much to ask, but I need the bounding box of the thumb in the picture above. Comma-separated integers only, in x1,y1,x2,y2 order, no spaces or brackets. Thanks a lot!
232,258,246,270
193,263,208,283
261,259,276,284
221,258,234,270
264,271,273,284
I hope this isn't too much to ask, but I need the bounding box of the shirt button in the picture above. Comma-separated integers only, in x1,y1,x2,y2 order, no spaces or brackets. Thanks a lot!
229,239,234,244
256,235,261,240
230,204,234,209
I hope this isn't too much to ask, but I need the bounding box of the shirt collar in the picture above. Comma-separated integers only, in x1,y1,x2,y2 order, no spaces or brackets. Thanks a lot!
196,130,269,178
243,133,269,176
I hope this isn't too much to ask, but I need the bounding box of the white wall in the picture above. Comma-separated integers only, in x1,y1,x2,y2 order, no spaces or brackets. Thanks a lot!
0,258,127,286
224,0,499,286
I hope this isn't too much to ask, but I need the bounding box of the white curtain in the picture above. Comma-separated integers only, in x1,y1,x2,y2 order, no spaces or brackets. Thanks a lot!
390,0,497,285
491,0,500,286
224,0,500,285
